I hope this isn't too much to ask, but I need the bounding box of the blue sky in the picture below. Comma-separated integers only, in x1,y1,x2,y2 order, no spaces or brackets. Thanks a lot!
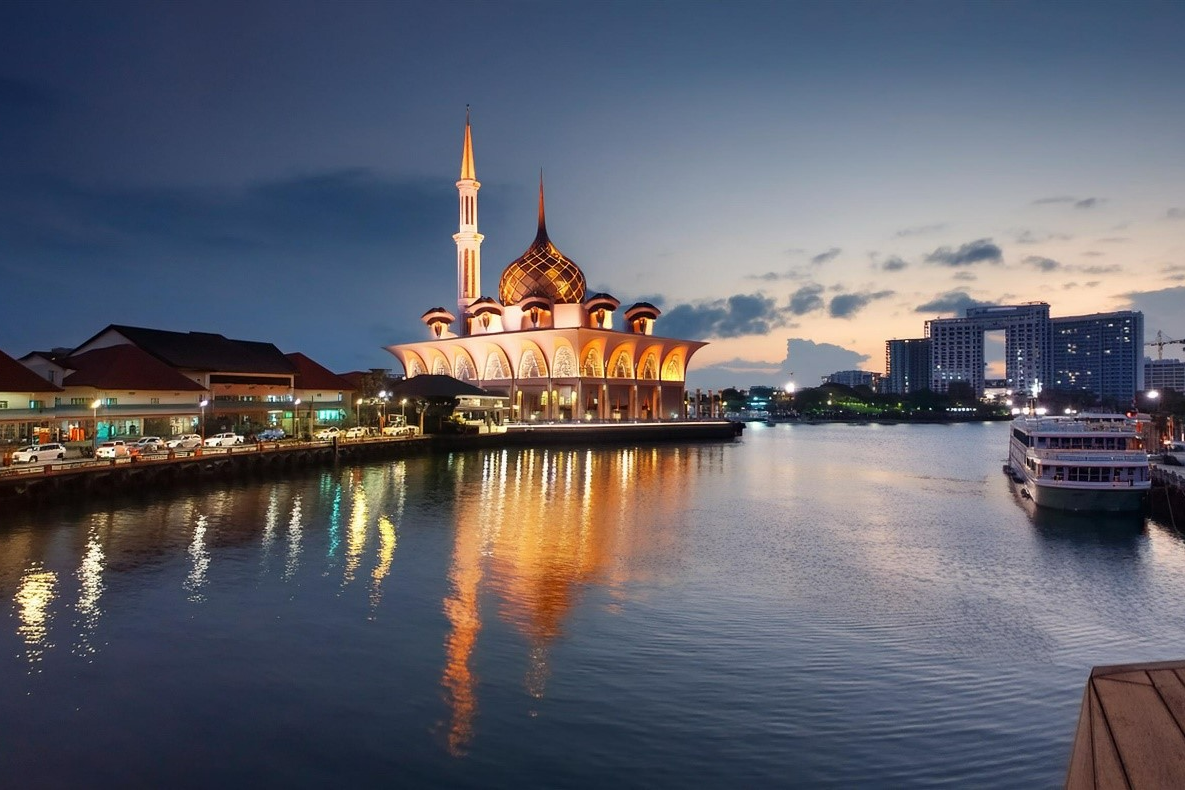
1,0,1182,388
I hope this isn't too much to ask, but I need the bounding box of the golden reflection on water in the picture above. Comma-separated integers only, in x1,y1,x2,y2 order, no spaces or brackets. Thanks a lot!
343,473,369,587
184,514,210,602
73,523,105,659
440,445,705,754
15,563,58,669
285,495,303,581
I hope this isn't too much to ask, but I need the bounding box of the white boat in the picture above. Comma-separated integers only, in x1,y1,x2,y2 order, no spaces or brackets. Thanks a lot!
1007,412,1150,512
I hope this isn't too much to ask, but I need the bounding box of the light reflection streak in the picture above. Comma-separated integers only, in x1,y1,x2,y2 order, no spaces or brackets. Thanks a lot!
73,526,105,658
285,495,303,580
184,514,210,602
261,488,280,566
343,477,369,587
15,563,58,669
369,516,397,615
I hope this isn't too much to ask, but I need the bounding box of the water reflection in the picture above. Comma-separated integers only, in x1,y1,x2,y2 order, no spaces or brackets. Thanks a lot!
285,495,303,581
439,445,707,753
184,514,210,602
15,563,57,670
73,521,105,659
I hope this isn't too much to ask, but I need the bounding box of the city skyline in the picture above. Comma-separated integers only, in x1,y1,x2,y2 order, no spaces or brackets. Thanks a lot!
1,1,1182,389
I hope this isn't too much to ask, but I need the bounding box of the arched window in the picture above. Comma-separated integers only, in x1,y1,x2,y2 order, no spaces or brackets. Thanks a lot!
582,349,603,377
610,352,633,379
519,350,543,378
407,358,425,377
663,357,682,381
432,357,449,376
553,346,577,378
484,354,508,379
640,354,658,380
455,355,476,381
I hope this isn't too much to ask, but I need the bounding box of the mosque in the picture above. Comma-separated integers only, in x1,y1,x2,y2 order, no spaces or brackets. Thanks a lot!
385,112,706,423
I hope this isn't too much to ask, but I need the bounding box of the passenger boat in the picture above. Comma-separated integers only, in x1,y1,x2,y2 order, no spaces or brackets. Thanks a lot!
1007,412,1150,512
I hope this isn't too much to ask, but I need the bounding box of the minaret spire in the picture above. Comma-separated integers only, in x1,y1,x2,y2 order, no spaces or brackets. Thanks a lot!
536,169,547,238
453,106,483,325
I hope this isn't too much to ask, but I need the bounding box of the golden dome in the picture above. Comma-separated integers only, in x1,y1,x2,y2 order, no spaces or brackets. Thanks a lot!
499,176,586,305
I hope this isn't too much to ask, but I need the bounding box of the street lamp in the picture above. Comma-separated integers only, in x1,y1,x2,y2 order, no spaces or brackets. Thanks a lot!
379,390,388,429
356,397,364,428
293,398,301,438
91,398,102,456
199,399,209,441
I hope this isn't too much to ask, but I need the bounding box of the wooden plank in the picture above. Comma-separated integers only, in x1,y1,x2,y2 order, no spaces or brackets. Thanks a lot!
1100,671,1152,686
1066,682,1096,790
1095,677,1185,787
1148,670,1185,733
1090,682,1129,790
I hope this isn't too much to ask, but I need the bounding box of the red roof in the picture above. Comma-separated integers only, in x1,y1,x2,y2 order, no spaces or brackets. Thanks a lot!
286,353,355,392
0,348,62,393
63,346,207,391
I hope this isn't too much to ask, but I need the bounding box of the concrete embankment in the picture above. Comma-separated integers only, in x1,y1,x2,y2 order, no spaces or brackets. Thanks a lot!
1150,464,1185,528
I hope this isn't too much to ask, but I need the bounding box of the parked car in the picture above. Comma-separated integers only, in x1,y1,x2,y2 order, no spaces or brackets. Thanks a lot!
12,443,67,463
314,427,340,440
382,424,419,437
95,441,129,459
257,428,286,441
132,436,166,453
344,426,369,439
165,434,203,449
203,432,244,447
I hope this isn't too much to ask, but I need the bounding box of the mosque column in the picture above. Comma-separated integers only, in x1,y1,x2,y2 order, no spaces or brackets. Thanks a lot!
656,384,662,420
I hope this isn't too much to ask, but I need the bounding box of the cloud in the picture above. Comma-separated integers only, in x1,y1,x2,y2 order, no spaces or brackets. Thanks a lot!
659,293,791,339
894,223,947,238
1098,237,1129,243
828,290,894,319
788,284,825,315
810,247,841,265
782,338,871,388
1024,255,1061,271
914,290,992,315
1166,208,1185,220
1119,286,1185,342
881,256,908,272
924,238,1003,267
1074,197,1100,209
1081,251,1105,257
1015,229,1072,244
1032,196,1076,205
1077,264,1121,274
951,271,977,281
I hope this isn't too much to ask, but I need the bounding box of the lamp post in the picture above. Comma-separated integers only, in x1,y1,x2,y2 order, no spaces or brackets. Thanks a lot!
356,397,364,429
293,398,302,438
91,398,102,456
199,399,209,441
379,390,388,429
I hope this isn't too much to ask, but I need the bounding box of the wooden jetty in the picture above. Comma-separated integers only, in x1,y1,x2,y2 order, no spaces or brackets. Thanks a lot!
1066,659,1185,788
1149,465,1184,529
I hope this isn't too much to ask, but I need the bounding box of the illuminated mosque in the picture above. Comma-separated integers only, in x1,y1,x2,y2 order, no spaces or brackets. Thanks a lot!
386,112,706,422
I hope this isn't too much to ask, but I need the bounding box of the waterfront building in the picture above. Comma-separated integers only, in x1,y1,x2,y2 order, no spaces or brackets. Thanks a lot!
823,370,882,391
286,352,358,437
0,348,64,443
884,338,931,395
385,113,706,422
1144,357,1185,394
1050,311,1144,401
923,303,1144,402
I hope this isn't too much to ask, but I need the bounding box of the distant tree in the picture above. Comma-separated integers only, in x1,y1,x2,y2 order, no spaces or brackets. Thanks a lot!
946,381,976,405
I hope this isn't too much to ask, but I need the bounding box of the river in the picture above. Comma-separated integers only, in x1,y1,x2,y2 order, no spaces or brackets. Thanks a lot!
2,421,1182,787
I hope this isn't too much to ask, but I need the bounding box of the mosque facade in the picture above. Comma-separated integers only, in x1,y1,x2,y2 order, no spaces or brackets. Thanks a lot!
385,113,706,422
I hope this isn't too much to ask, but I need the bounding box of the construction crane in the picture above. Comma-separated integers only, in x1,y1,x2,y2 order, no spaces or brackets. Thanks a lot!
1146,330,1185,361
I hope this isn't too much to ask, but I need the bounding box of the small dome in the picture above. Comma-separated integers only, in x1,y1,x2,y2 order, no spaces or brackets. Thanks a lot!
499,175,586,305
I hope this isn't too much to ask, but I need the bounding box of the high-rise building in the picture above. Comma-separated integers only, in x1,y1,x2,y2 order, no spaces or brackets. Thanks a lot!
1145,357,1185,393
884,338,931,394
1050,311,1144,401
920,303,1143,401
926,303,1050,396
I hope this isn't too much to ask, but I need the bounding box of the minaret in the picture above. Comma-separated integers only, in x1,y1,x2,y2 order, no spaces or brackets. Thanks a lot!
453,107,483,327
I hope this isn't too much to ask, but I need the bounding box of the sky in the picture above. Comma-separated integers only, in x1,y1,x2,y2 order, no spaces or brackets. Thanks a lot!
1,0,1182,390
